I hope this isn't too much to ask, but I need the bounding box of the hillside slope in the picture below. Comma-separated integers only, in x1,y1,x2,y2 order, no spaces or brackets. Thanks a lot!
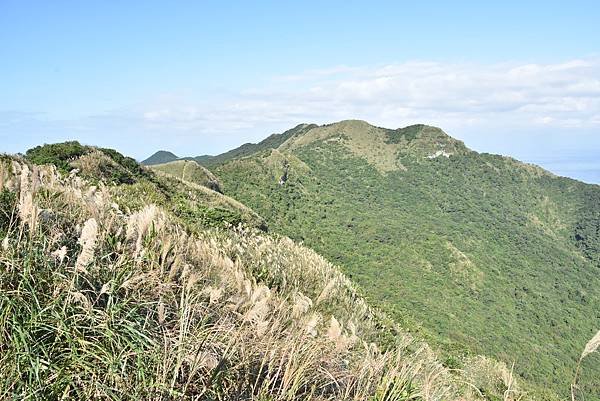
195,123,318,169
211,120,600,400
0,146,522,400
149,159,222,193
142,124,318,169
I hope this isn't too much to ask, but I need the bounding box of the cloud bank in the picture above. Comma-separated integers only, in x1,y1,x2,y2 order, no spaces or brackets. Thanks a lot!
133,57,600,133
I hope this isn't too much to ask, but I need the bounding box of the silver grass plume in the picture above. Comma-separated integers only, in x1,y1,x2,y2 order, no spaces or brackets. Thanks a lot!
572,329,600,401
581,330,600,360
0,161,5,190
315,278,337,305
51,246,68,264
327,316,342,342
75,218,98,272
303,313,321,336
18,164,36,227
292,292,313,318
126,204,162,257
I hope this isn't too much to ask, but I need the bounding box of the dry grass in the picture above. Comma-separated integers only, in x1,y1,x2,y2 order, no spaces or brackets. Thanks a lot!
0,156,516,400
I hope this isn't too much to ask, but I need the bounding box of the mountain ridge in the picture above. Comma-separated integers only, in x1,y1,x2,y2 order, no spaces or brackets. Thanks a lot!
199,119,600,400
148,159,223,193
7,129,600,399
142,123,318,168
143,120,562,181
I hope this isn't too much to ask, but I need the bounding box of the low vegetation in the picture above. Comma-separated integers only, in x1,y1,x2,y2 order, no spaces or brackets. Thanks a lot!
0,151,524,400
26,141,147,184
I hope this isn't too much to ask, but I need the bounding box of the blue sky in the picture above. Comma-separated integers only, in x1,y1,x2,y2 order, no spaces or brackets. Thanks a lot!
1,1,599,182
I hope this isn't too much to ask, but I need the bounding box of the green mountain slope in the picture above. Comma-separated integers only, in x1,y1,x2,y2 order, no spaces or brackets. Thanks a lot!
141,124,318,169
210,120,600,400
194,123,318,169
0,144,521,400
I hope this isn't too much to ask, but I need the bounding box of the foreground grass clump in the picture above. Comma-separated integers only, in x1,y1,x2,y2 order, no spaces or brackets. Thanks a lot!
0,157,510,400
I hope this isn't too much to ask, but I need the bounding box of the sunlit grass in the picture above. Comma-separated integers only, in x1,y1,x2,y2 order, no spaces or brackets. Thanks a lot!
0,154,520,400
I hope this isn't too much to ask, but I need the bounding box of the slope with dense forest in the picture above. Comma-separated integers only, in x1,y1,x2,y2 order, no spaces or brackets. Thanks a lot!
0,144,523,400
204,120,600,400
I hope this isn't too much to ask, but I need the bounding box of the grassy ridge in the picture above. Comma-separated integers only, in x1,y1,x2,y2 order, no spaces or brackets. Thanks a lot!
149,160,222,193
142,124,318,169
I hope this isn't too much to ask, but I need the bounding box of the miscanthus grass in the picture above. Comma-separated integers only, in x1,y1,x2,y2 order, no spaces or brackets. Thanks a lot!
0,156,518,400
571,330,600,401
74,218,98,272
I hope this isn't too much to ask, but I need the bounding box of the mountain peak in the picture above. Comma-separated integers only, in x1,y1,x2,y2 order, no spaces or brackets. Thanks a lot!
141,150,179,165
386,124,470,156
324,119,373,128
279,120,470,172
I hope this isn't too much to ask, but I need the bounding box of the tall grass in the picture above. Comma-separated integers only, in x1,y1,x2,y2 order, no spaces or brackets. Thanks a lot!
0,156,517,400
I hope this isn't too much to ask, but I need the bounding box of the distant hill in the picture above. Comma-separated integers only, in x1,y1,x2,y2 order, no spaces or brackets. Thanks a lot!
210,120,600,400
141,150,179,165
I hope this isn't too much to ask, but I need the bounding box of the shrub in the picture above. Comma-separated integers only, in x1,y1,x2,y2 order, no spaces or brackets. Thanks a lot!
25,141,89,173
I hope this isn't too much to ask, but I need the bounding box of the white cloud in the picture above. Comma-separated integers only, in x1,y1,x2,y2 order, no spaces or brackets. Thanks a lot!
2,57,600,165
122,57,600,135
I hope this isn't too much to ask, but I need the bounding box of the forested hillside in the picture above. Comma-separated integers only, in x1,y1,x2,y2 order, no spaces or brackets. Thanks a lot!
209,120,600,400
